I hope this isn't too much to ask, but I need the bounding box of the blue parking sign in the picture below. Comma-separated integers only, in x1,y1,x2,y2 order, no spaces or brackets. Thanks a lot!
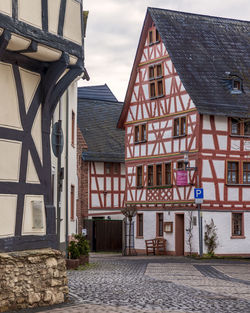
194,188,204,199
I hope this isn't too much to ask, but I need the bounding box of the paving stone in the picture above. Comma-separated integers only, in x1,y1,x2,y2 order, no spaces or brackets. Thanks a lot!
10,255,250,313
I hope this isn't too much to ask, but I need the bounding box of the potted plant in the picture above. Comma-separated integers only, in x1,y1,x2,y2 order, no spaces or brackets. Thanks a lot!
74,233,90,266
66,240,80,269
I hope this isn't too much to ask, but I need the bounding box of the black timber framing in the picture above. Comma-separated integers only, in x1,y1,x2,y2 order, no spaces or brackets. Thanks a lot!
0,0,86,252
0,3,84,59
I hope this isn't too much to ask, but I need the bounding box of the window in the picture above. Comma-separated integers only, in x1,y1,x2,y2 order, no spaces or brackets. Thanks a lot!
105,162,112,175
231,118,240,135
232,213,243,236
157,80,164,96
150,82,156,98
227,161,239,184
136,166,143,187
147,165,154,186
135,125,140,142
148,28,160,45
156,213,163,237
156,64,162,77
114,163,120,175
71,110,75,146
156,164,162,186
174,117,186,137
70,185,75,220
149,66,154,80
134,124,147,143
137,213,143,237
243,162,250,184
155,29,160,42
165,163,171,185
148,64,164,99
231,118,250,136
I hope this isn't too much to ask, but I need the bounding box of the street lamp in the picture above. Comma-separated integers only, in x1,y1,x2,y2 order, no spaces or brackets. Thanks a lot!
121,204,137,256
183,152,203,257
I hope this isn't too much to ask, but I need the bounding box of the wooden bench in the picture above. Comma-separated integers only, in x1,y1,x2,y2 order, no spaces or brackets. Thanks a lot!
145,238,166,255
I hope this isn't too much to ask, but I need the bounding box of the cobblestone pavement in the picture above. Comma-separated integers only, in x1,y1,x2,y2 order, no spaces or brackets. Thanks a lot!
12,254,250,313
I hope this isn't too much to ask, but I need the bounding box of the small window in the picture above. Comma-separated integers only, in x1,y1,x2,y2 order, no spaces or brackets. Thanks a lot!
147,165,154,186
137,213,143,237
165,163,171,185
149,31,153,45
156,64,162,77
150,82,156,98
105,162,112,175
70,185,75,220
149,66,154,80
227,161,239,184
233,79,241,90
135,125,140,143
155,29,160,42
114,163,120,175
243,162,250,184
232,213,243,236
157,213,163,237
244,121,250,136
157,80,164,96
136,166,143,187
141,124,146,141
134,124,147,143
156,164,162,186
231,118,240,135
174,117,186,136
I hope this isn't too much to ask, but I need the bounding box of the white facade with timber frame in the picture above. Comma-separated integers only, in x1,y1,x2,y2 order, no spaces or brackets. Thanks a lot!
118,8,250,256
0,0,87,252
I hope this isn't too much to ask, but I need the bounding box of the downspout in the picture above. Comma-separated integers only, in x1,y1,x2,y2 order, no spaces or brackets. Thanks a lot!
56,101,62,250
65,89,69,257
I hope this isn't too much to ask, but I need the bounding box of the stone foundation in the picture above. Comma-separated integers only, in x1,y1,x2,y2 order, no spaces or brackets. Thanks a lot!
0,248,68,312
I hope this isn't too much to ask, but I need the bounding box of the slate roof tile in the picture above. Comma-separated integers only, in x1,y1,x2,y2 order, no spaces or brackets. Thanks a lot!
78,86,124,163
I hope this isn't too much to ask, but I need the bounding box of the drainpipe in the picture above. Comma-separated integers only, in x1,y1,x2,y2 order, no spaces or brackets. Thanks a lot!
65,89,69,257
56,101,62,250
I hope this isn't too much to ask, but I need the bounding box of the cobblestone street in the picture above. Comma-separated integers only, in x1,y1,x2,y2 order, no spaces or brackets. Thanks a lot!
13,254,250,313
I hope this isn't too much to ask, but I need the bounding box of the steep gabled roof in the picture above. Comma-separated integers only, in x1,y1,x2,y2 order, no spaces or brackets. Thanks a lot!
78,86,124,163
118,8,250,127
78,84,118,102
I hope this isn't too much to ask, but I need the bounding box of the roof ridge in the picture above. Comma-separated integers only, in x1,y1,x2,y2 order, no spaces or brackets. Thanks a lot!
148,7,250,24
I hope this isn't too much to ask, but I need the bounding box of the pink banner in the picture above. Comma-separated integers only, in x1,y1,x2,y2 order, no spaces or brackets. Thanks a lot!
176,170,188,186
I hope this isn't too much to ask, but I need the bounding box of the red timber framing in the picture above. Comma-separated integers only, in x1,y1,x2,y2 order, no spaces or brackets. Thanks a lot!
200,115,250,211
119,19,199,211
118,12,250,215
89,162,125,213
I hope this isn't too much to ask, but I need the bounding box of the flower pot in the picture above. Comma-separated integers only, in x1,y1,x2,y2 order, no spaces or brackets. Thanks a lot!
79,255,89,266
66,258,80,270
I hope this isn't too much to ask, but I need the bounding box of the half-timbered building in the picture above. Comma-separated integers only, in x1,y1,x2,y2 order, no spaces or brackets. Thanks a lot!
0,0,87,253
77,85,125,232
118,8,250,256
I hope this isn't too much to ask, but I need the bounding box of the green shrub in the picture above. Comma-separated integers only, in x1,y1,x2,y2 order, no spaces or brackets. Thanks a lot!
204,219,218,257
73,234,90,256
67,240,80,259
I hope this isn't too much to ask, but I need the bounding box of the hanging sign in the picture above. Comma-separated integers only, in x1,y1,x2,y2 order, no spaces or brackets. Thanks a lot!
176,170,188,186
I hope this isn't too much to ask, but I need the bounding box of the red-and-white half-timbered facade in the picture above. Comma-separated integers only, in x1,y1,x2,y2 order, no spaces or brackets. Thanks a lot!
118,8,250,256
77,85,125,231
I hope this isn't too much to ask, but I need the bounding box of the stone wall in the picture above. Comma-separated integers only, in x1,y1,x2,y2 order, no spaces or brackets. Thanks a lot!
0,248,68,312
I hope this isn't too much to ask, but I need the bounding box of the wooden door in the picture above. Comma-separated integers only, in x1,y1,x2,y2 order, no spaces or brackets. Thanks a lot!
175,214,184,256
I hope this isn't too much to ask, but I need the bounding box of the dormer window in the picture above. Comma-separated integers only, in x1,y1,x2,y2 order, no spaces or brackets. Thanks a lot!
230,76,242,94
233,79,241,91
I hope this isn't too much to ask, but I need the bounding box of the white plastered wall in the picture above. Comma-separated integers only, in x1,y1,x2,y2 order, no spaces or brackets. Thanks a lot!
134,210,199,254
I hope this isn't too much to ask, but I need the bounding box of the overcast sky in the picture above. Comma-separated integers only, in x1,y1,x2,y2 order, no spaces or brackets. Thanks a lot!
80,0,250,102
